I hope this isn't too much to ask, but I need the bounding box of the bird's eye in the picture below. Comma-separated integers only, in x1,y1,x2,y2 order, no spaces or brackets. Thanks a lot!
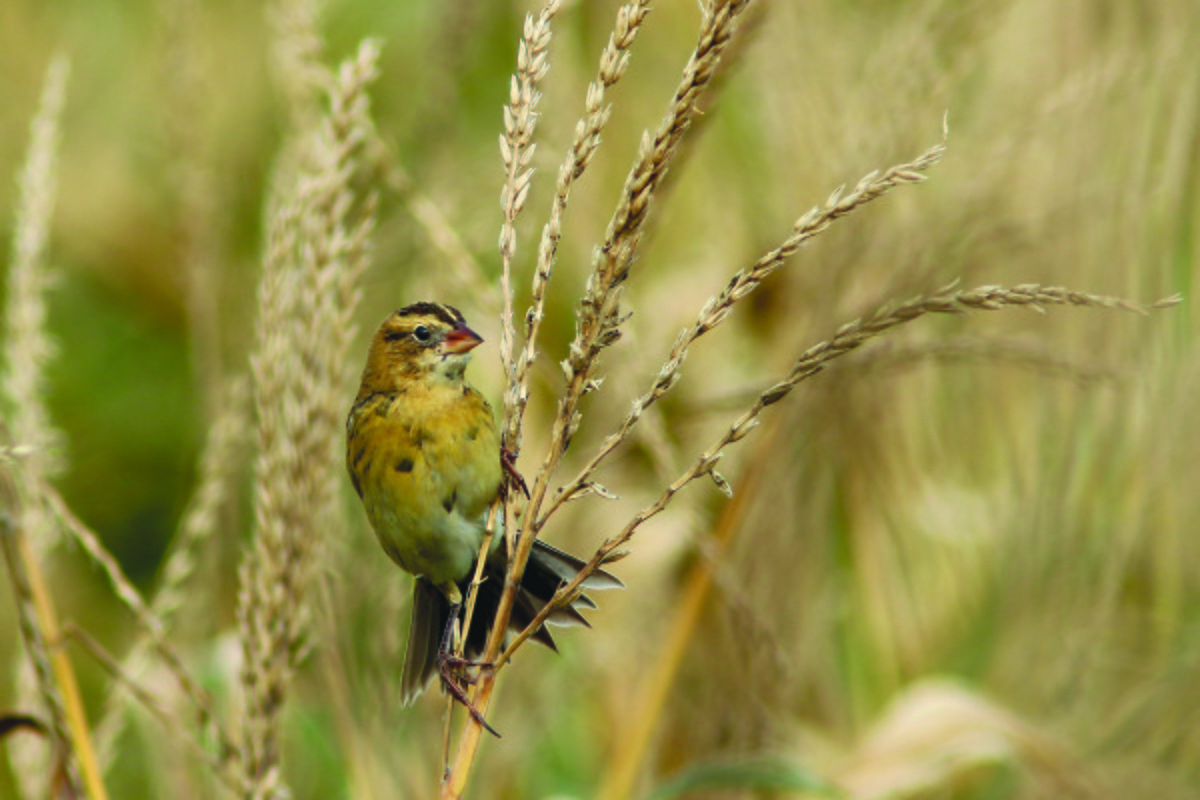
412,325,431,342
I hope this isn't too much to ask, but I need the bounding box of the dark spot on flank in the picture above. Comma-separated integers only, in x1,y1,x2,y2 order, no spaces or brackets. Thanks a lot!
395,458,414,473
349,471,362,498
351,445,367,468
442,490,457,514
466,426,479,441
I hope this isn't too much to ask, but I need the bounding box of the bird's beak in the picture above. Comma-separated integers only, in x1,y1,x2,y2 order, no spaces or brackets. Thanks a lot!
441,323,483,355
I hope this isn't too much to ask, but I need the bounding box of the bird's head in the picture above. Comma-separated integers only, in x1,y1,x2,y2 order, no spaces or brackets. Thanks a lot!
359,302,483,392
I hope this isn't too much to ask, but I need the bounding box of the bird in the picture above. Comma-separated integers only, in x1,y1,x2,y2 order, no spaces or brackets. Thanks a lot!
345,302,622,732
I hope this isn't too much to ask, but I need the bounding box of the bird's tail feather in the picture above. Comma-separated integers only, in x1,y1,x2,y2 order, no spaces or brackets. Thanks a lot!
398,539,623,705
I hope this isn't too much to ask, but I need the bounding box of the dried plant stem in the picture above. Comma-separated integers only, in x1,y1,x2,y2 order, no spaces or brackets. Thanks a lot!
42,485,162,637
159,0,224,414
1,482,101,800
37,477,239,783
58,623,234,783
542,136,947,524
520,0,752,648
0,483,83,800
443,5,561,787
498,283,1182,662
493,0,563,570
4,53,69,526
459,504,499,661
487,3,756,668
504,0,652,454
2,53,84,800
446,3,756,787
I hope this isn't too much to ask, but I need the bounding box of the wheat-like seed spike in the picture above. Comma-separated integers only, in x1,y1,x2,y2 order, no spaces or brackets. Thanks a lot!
160,0,225,415
236,37,378,800
2,54,77,800
501,283,1179,662
540,137,945,526
4,53,69,503
498,0,562,417
489,0,563,559
502,0,652,456
519,0,753,550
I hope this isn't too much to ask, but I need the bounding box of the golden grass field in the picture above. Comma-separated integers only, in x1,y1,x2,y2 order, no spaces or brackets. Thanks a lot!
0,1,1197,798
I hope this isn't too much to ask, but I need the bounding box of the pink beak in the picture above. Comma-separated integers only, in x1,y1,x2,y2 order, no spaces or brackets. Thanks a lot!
441,323,483,355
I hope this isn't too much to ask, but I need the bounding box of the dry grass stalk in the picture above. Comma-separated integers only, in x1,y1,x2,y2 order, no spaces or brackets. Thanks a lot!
0,54,99,800
0,476,81,800
485,1,758,646
33,472,242,788
508,0,755,648
235,39,379,800
497,282,1181,664
93,377,250,773
442,7,1183,796
42,485,163,638
504,0,653,454
442,3,756,792
458,0,565,662
542,137,947,523
60,622,233,781
32,470,241,793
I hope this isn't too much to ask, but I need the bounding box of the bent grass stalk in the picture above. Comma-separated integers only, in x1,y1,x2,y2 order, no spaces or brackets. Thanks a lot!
495,283,1181,669
0,53,102,800
540,135,948,526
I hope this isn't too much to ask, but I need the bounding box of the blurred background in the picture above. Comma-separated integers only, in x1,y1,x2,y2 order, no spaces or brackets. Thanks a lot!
1,0,1197,798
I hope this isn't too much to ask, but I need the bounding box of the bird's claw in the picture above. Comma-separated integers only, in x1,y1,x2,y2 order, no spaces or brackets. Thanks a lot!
501,447,530,500
437,650,499,737
438,603,500,737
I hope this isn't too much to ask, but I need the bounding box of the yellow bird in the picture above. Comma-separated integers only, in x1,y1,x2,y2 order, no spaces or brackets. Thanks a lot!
346,302,621,727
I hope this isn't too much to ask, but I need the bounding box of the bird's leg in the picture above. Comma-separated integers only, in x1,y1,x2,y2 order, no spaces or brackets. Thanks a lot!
437,602,499,738
500,447,530,499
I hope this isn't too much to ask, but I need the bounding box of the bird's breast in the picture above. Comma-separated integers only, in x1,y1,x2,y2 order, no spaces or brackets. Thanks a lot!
346,382,502,585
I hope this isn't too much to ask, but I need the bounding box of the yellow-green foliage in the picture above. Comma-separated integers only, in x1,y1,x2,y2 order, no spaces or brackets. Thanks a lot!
0,1,1196,798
